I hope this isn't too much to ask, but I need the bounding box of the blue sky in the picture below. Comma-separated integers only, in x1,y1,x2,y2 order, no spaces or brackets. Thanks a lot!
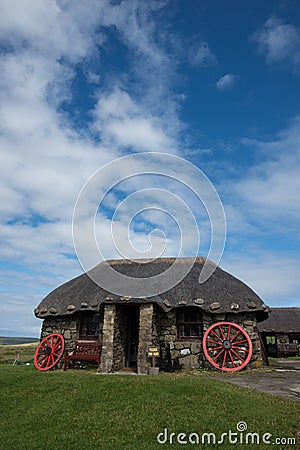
0,0,300,337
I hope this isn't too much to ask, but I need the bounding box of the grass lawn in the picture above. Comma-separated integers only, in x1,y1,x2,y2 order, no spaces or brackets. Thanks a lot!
0,365,299,450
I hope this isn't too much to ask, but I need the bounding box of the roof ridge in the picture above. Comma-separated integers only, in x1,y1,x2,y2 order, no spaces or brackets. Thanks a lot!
101,256,212,265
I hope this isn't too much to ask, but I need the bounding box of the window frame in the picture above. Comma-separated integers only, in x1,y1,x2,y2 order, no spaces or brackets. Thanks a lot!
176,307,203,340
79,311,100,340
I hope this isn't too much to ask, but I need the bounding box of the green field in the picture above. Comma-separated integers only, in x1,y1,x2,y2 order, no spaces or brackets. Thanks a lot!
0,336,39,345
0,342,38,363
0,364,299,450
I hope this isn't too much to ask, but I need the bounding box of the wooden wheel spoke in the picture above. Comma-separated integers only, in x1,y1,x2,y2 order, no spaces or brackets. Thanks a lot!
228,350,236,367
37,354,48,363
222,350,228,368
210,330,223,342
230,348,245,362
213,348,225,362
232,347,249,353
227,324,231,340
232,339,248,346
207,345,223,352
230,330,241,343
207,338,220,345
218,325,225,340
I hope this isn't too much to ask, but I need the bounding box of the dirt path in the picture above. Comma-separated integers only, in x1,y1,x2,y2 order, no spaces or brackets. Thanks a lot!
210,360,300,401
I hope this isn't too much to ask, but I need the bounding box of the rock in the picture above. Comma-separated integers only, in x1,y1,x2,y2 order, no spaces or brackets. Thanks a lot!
163,299,172,308
230,303,239,310
91,302,99,308
180,348,191,356
70,321,77,331
81,302,88,308
290,387,300,397
247,301,257,309
64,330,71,339
40,307,48,314
191,342,201,354
120,296,131,301
34,308,40,315
175,342,190,350
210,302,221,310
178,300,187,305
194,298,205,305
179,354,200,368
67,304,76,311
49,307,57,314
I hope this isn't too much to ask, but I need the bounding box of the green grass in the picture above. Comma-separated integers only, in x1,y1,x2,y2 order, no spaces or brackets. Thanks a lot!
0,366,299,450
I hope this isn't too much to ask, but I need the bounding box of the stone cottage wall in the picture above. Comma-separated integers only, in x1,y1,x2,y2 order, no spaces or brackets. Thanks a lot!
153,307,203,369
153,307,263,370
40,309,104,368
41,314,80,352
112,306,127,372
137,304,154,374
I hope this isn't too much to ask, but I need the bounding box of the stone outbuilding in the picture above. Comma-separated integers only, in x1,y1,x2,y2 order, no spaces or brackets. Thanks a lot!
258,307,300,357
34,257,269,373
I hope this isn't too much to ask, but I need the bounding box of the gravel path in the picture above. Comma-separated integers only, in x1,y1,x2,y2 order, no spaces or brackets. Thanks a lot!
210,360,300,401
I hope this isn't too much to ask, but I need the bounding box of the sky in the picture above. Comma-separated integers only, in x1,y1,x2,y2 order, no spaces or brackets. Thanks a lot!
0,0,300,337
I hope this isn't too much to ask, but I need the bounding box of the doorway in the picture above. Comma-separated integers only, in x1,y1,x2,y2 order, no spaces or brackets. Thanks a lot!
124,305,140,369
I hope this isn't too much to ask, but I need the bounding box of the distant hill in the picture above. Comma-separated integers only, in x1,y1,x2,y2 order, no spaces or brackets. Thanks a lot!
0,336,39,345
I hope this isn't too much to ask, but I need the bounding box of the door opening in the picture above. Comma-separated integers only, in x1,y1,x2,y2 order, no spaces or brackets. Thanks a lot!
125,305,140,369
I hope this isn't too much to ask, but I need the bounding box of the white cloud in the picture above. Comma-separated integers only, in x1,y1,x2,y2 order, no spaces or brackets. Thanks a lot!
92,88,176,152
0,0,188,335
252,17,300,69
222,252,300,306
234,116,300,228
189,40,217,67
216,73,238,91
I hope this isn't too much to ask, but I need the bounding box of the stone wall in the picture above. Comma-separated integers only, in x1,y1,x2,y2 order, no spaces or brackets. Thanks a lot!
41,310,105,368
153,307,263,370
98,304,116,373
137,304,153,374
41,314,80,353
112,306,127,372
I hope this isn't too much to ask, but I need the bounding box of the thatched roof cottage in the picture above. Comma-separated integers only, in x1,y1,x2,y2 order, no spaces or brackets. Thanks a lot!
258,307,300,357
34,257,269,373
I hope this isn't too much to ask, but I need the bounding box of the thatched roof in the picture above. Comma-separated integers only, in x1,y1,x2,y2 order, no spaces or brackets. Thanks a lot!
258,307,300,333
34,257,268,321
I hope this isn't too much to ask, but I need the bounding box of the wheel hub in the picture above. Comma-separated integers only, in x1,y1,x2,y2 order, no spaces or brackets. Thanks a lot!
223,340,231,349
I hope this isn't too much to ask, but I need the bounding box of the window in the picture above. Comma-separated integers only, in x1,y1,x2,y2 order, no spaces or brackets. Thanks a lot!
177,307,202,339
80,312,100,339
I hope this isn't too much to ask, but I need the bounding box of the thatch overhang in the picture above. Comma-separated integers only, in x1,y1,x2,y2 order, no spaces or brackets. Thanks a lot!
34,257,269,321
257,307,300,334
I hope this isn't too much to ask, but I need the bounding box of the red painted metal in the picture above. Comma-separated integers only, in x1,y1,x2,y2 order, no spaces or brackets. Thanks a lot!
34,333,65,371
203,322,252,372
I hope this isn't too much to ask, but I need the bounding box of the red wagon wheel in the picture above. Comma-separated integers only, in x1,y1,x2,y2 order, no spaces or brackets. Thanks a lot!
203,322,252,372
34,333,65,371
